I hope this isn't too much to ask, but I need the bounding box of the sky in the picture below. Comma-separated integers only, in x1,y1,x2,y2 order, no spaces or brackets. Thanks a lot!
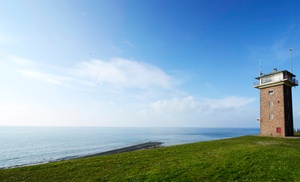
1,0,300,127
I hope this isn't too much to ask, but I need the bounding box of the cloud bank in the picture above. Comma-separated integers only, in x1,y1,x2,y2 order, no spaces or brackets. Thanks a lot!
11,57,176,90
3,56,258,127
71,58,175,89
150,96,255,113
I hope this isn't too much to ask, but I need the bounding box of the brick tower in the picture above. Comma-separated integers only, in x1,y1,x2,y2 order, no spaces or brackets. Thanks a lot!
254,69,298,137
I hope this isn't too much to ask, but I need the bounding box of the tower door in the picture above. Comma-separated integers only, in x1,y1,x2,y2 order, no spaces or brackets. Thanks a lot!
276,127,281,134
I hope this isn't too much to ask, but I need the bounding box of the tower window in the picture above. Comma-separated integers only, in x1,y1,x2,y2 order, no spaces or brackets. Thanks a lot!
269,114,274,120
269,101,273,107
268,90,274,95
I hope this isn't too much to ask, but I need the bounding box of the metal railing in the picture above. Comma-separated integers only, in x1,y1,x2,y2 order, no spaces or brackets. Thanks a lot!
292,78,298,85
253,77,298,87
253,82,259,87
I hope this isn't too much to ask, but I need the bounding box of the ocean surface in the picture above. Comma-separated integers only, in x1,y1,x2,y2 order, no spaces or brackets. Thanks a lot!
0,127,259,169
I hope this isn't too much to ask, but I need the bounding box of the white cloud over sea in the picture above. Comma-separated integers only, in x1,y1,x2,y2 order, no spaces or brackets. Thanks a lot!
70,58,176,89
17,70,71,85
10,57,176,90
0,56,258,127
150,96,255,113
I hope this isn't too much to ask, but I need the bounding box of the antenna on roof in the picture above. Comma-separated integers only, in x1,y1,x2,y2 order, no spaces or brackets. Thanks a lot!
290,48,293,72
259,59,263,76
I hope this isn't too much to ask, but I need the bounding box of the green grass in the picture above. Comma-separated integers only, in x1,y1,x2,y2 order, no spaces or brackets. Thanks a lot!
1,136,300,181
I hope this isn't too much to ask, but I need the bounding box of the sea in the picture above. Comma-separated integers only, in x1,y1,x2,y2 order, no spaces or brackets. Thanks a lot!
0,127,259,169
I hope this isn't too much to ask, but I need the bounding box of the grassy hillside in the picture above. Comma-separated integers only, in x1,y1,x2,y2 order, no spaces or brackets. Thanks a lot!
1,136,300,181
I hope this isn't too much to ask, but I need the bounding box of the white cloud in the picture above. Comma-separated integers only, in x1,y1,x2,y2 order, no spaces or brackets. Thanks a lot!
0,35,9,44
10,57,36,67
124,40,134,48
203,96,256,110
151,96,197,113
9,56,177,91
0,32,16,45
271,38,290,60
149,95,257,127
17,69,71,85
71,58,175,89
150,96,255,113
0,104,103,126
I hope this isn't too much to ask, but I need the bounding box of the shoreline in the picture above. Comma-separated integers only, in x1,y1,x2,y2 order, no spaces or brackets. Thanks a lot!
1,128,260,169
80,141,163,158
2,142,163,169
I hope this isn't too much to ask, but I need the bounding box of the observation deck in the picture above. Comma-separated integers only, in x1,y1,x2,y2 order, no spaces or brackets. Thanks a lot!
254,69,298,89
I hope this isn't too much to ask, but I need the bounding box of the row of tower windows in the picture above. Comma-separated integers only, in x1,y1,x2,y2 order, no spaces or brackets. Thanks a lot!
268,88,291,96
268,89,290,96
269,89,275,120
269,113,291,120
269,101,282,106
269,101,273,107
269,101,280,107
269,101,289,107
268,90,274,95
267,88,290,121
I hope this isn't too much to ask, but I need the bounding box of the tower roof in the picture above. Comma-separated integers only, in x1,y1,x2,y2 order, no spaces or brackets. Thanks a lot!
254,69,298,89
255,69,296,80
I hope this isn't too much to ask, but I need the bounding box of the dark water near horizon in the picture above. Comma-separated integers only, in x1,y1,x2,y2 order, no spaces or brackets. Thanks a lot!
0,127,259,169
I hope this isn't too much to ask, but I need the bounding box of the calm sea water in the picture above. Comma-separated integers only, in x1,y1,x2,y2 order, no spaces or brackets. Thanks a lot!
0,127,259,169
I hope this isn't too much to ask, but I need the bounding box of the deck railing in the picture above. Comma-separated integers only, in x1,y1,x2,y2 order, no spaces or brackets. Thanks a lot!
292,78,298,85
254,77,298,87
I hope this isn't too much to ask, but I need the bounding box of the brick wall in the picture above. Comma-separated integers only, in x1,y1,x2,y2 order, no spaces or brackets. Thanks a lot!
260,85,286,136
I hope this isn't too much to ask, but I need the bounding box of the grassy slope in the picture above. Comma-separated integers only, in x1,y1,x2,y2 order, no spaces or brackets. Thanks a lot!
1,136,300,181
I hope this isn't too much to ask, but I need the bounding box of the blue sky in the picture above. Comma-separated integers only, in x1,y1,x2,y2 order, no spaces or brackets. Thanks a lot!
1,0,300,127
